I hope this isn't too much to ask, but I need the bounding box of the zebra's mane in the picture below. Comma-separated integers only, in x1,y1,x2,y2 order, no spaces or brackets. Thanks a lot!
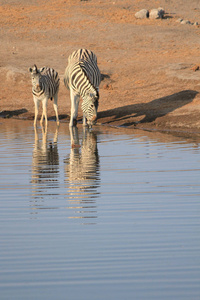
79,62,99,100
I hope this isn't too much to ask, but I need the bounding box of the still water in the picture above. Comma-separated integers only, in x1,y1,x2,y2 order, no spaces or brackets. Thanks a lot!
0,119,200,300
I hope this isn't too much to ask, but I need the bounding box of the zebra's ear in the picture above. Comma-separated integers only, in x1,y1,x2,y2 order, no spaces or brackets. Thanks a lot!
33,64,38,72
86,92,97,100
93,94,99,103
90,93,95,99
85,92,93,99
29,65,38,74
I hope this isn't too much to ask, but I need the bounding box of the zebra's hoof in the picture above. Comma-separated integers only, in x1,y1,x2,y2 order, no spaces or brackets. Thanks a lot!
71,143,81,149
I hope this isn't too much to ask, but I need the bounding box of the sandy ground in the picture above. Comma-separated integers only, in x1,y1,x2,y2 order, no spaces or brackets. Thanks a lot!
1,0,200,134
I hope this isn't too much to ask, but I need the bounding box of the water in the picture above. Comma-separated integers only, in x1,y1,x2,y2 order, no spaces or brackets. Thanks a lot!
0,119,200,300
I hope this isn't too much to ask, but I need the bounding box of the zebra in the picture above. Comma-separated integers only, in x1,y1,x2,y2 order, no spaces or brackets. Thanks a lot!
64,49,101,128
65,126,100,208
31,126,59,201
29,64,60,127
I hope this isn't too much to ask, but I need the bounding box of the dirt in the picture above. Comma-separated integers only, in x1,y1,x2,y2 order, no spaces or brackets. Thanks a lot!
1,0,200,134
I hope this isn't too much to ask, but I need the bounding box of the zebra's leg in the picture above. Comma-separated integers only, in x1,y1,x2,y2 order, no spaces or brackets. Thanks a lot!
69,89,80,127
53,92,60,126
69,126,80,148
41,97,48,127
82,114,87,127
33,97,39,127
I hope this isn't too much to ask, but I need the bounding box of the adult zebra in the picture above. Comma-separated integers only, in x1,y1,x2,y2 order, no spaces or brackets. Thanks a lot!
64,49,101,128
29,65,60,127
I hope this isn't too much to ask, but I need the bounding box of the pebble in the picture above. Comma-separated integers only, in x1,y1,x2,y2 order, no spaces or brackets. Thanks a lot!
177,18,199,26
135,7,199,26
191,65,199,72
103,84,113,90
180,20,191,25
135,7,164,20
176,18,183,23
149,8,165,19
135,9,149,19
158,7,165,15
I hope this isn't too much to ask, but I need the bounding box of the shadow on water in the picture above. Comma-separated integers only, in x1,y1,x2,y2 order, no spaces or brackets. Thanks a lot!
98,90,198,126
31,126,59,205
64,127,100,222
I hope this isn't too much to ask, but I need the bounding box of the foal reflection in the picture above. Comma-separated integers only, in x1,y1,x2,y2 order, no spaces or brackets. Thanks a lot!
64,127,100,221
31,126,59,202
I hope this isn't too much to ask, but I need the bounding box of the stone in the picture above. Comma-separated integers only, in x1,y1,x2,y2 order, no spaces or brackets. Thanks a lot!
176,18,183,23
103,84,113,90
158,7,165,16
149,8,165,19
180,20,191,25
191,65,199,72
135,9,149,19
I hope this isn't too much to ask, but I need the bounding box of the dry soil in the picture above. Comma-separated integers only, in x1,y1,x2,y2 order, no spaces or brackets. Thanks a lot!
1,0,200,134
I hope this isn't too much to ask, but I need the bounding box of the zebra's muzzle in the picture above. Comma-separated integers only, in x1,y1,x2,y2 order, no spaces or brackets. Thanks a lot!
92,115,97,122
35,84,41,92
87,116,97,128
91,115,97,125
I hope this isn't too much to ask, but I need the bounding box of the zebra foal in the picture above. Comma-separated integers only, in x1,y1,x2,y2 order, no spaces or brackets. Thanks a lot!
64,49,101,128
29,64,60,127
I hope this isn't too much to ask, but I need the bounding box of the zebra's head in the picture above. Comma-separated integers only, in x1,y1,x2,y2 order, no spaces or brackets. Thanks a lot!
82,91,99,128
29,65,41,92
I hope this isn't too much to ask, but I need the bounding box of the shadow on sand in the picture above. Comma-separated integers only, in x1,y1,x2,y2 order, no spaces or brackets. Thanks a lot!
0,108,28,118
98,90,198,126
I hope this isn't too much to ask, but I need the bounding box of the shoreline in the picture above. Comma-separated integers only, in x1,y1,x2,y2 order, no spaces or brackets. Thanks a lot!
1,112,200,140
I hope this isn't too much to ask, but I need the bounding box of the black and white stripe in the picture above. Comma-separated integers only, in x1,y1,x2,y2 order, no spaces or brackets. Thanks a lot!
29,64,60,127
64,49,101,128
31,65,60,100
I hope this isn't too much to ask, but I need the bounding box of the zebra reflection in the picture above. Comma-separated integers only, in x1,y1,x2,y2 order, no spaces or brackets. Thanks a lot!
64,127,100,221
31,126,59,205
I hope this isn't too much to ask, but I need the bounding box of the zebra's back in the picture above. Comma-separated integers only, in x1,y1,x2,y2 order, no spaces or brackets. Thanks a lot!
68,49,97,65
39,67,60,99
64,49,101,93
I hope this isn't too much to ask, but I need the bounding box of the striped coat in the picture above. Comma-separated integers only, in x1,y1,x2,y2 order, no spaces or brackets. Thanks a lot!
64,49,101,128
32,66,60,100
29,64,60,127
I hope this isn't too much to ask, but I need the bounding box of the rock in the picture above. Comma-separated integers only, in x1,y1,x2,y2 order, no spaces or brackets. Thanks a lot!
135,9,149,19
180,20,191,25
158,7,165,16
149,8,165,19
103,84,113,90
193,22,199,26
176,18,183,23
191,65,199,72
149,9,159,19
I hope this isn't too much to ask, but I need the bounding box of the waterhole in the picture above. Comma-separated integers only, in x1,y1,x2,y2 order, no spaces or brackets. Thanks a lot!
0,119,200,300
